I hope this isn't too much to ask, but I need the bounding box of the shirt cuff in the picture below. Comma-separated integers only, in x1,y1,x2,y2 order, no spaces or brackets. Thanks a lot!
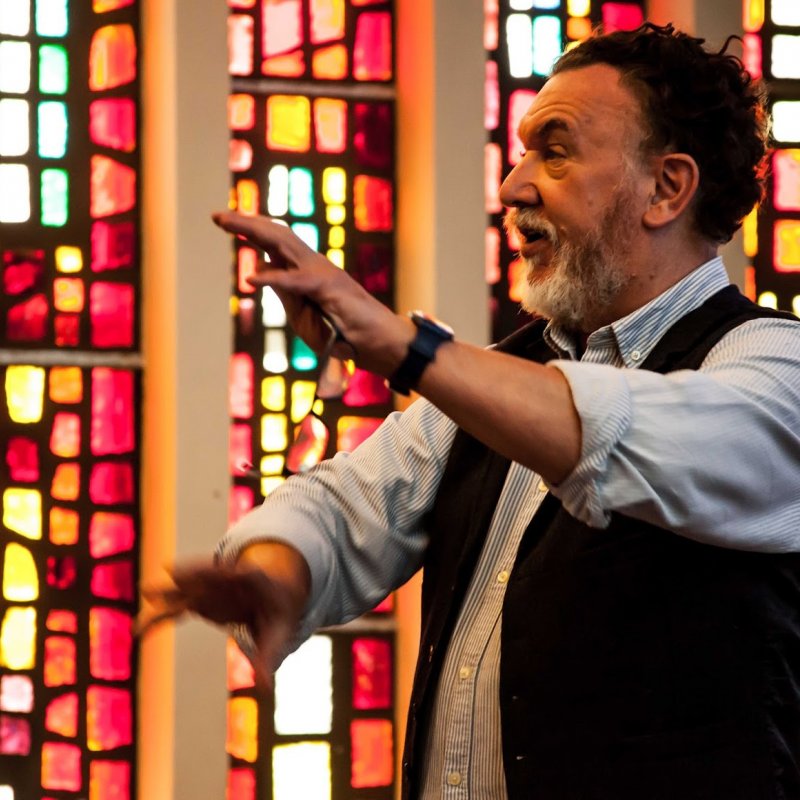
546,360,634,528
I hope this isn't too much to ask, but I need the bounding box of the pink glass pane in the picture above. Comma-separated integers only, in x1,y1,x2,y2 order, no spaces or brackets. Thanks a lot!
230,139,254,171
228,14,254,75
3,249,44,295
342,369,390,407
337,416,382,452
486,142,503,213
46,609,78,632
0,675,33,712
52,462,81,501
90,608,132,681
227,767,256,800
486,226,501,284
1,715,31,755
353,11,392,81
775,150,800,212
310,0,345,44
90,99,137,152
91,368,135,454
230,353,254,418
90,155,136,218
50,412,81,458
91,561,134,601
90,761,131,800
7,295,49,342
485,60,499,130
742,33,762,79
7,437,39,482
350,719,393,788
47,556,78,589
89,24,136,90
45,693,79,737
87,686,133,751
90,462,135,504
89,512,135,558
90,282,135,348
91,221,136,272
44,636,77,687
229,485,254,527
314,98,347,153
41,742,82,791
227,639,255,691
53,278,85,313
353,638,392,709
229,94,256,130
508,89,537,166
354,103,392,169
602,2,644,32
354,176,393,232
354,244,390,293
230,424,253,477
372,594,393,613
263,0,303,57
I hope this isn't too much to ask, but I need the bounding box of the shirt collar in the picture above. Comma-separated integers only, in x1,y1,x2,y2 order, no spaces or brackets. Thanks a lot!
543,256,731,366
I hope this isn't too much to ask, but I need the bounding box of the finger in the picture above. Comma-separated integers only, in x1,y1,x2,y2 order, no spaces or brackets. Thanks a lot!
133,598,190,637
212,212,310,263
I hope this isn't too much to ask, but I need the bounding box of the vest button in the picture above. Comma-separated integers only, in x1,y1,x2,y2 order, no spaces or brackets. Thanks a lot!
496,570,510,584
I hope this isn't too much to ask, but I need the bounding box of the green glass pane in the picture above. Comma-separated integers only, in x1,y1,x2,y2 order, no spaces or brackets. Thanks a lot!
35,0,68,37
288,168,314,217
291,337,317,372
41,168,68,227
39,44,68,94
38,101,67,158
290,222,319,252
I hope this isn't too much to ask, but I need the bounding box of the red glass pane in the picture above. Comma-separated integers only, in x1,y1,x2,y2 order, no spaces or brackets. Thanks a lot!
354,176,393,232
45,693,79,737
226,767,256,800
314,98,347,153
352,638,392,709
742,33,762,79
89,24,136,90
1,715,31,755
52,462,81,501
342,369,390,407
91,220,136,272
3,249,44,294
41,742,82,791
0,675,34,712
55,313,81,346
228,14,254,75
46,609,78,633
44,636,77,687
774,150,800,212
90,608,132,681
353,244,390,293
47,556,78,589
7,294,49,342
310,0,345,44
230,424,253,476
372,594,393,613
508,89,536,166
91,368,135,454
89,512,135,558
90,155,136,218
350,719,393,787
90,282,135,348
485,60,499,130
90,760,131,800
354,103,392,169
229,485,254,527
91,561,134,601
7,437,39,482
601,2,644,32
337,416,382,452
227,639,255,691
90,98,137,152
230,353,254,418
229,94,256,130
353,11,392,81
262,0,303,57
87,686,132,751
50,412,81,458
89,462,135,504
50,507,80,545
312,44,348,80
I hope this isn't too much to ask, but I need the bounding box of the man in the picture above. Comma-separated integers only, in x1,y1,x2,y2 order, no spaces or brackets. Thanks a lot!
140,23,800,799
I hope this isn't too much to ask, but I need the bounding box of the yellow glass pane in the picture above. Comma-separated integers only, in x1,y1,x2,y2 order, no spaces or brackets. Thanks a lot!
291,380,316,422
312,43,348,80
55,246,83,273
3,488,42,540
273,742,331,800
321,167,346,204
567,0,590,14
260,476,285,496
261,414,288,452
261,376,286,410
49,366,83,403
743,207,758,258
49,507,79,545
236,179,259,216
326,249,344,268
328,225,345,248
226,697,258,762
259,454,285,475
743,0,765,31
775,219,800,271
2,543,38,602
326,204,346,225
6,365,45,423
266,95,311,152
758,291,778,309
0,607,37,670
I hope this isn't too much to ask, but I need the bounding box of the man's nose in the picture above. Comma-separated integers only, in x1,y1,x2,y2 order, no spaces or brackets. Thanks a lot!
499,160,540,208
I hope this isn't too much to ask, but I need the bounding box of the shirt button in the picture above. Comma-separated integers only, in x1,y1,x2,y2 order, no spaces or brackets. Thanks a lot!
447,771,462,786
497,570,510,584
459,665,471,680
538,480,548,492
630,349,641,361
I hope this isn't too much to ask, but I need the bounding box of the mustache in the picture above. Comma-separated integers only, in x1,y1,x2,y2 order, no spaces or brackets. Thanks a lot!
504,208,559,245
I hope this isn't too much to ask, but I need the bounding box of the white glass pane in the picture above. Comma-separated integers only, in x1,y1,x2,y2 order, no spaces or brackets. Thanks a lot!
0,0,30,35
267,164,289,216
773,101,800,143
36,0,68,36
274,635,332,734
0,99,29,156
507,14,533,78
273,742,331,800
263,329,288,373
38,101,67,157
772,0,800,26
771,35,800,78
510,0,535,9
532,15,562,76
0,41,31,93
0,165,31,223
261,287,287,327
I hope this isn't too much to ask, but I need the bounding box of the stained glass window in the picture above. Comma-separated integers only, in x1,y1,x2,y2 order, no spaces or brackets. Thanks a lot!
0,2,140,799
225,1,396,797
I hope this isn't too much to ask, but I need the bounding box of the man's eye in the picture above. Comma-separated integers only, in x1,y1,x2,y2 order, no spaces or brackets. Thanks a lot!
545,149,565,160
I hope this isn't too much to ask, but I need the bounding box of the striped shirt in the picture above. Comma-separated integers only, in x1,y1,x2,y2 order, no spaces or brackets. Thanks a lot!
219,257,800,798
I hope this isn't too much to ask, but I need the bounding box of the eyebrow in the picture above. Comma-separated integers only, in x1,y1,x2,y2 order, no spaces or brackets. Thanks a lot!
519,116,573,144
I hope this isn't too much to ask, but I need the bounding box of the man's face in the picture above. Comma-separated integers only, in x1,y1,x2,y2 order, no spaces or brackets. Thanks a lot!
500,63,653,331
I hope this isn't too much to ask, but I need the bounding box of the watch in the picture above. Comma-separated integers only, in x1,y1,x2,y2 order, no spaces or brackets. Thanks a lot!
387,310,454,396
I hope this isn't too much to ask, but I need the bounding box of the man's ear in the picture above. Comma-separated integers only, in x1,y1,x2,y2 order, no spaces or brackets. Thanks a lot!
642,153,700,229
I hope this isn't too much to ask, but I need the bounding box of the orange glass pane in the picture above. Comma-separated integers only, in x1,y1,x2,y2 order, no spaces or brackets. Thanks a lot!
774,149,800,211
90,98,137,152
94,0,135,9
52,462,81,501
266,95,311,152
566,16,592,40
49,366,83,403
228,94,256,130
50,412,81,457
310,0,345,44
350,719,393,788
89,25,136,91
227,697,258,762
45,692,78,737
238,247,257,292
46,609,78,633
41,742,82,791
236,179,260,215
314,98,347,153
87,686,132,751
230,0,256,6
230,353,254,418
89,608,132,681
90,761,131,800
774,220,800,272
262,51,305,77
353,11,392,81
91,368,135,455
354,176,393,232
227,639,255,691
44,636,77,687
90,155,136,218
89,512,135,558
229,139,253,172
312,44,348,79
263,0,303,57
49,507,79,545
336,416,382,452
228,14,254,75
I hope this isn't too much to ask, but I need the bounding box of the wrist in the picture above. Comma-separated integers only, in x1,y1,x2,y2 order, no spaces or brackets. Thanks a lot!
236,541,311,613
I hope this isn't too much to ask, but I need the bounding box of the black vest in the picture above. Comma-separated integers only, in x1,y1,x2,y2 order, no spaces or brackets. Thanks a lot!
402,286,800,800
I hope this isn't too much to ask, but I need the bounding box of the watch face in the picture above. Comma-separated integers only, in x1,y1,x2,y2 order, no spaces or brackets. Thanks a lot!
410,310,454,337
